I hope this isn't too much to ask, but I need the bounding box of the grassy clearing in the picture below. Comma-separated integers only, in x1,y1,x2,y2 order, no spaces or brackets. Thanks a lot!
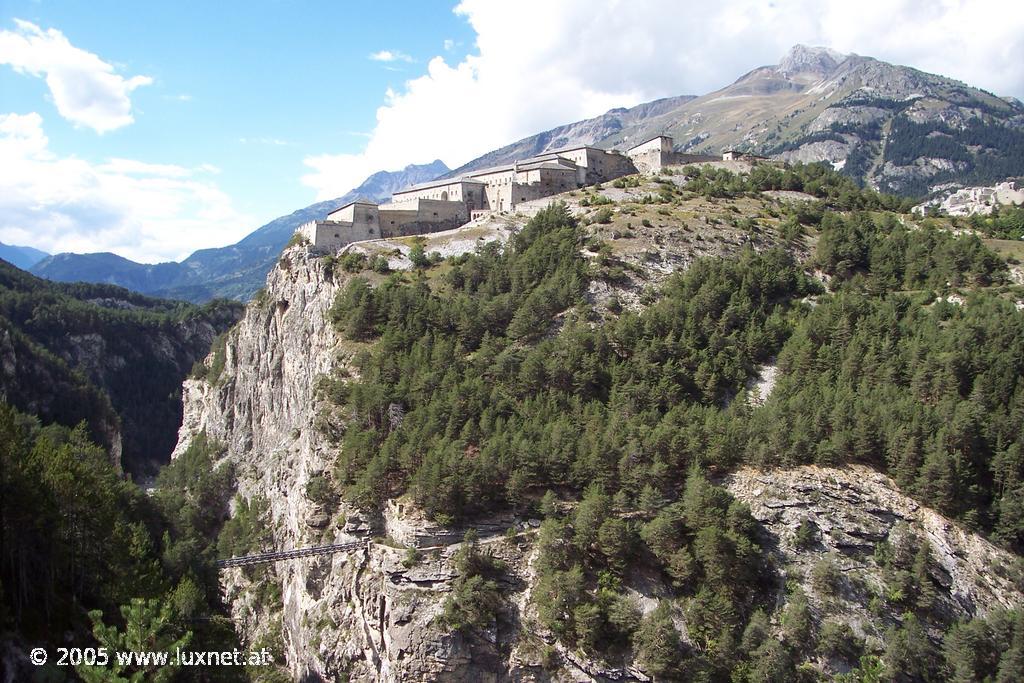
984,238,1024,262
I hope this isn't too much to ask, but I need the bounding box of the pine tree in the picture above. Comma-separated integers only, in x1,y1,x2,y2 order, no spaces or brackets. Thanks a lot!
78,598,193,683
635,602,682,677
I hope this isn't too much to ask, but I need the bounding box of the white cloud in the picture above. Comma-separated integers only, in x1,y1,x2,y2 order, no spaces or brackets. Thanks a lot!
443,39,455,51
302,0,1024,199
0,112,254,263
369,50,414,63
0,19,152,133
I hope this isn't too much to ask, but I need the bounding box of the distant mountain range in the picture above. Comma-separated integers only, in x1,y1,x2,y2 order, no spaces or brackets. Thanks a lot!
29,160,450,303
453,45,1024,197
25,45,1024,302
0,242,49,270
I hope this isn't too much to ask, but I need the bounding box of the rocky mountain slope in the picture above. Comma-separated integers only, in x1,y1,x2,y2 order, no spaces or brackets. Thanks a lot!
453,45,1024,197
445,96,696,178
916,179,1024,216
726,465,1022,630
0,258,242,477
175,167,1024,680
29,160,449,303
28,46,1024,306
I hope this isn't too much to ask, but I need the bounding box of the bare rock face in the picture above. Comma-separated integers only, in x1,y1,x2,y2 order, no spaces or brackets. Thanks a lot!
914,180,1024,216
725,465,1023,628
175,242,1024,681
877,157,972,193
777,136,860,168
173,246,518,681
777,45,845,80
806,106,889,134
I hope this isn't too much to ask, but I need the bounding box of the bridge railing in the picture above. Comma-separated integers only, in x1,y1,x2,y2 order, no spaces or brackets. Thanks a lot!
217,539,368,569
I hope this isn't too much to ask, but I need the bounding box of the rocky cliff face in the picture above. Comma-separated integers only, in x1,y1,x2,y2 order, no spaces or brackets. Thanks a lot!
914,180,1024,216
176,240,1024,681
174,245,559,681
725,466,1022,620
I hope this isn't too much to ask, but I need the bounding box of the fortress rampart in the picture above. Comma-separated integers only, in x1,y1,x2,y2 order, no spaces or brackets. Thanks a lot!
299,135,731,252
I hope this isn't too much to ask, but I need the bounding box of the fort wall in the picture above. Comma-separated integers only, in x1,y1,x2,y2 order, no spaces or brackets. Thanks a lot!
300,135,733,252
298,219,377,253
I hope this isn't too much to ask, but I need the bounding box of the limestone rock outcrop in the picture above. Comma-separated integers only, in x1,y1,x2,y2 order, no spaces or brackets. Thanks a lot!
175,243,1024,681
914,180,1024,216
726,465,1023,641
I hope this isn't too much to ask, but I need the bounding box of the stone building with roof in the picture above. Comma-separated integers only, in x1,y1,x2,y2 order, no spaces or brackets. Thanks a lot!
392,144,636,215
299,135,721,252
628,135,719,172
722,150,769,162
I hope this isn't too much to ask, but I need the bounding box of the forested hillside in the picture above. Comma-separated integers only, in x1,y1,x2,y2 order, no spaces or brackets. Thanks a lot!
0,405,287,681
0,259,242,476
0,262,276,678
316,167,1024,679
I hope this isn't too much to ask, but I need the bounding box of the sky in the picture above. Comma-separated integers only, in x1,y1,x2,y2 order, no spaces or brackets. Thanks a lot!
1,0,1022,264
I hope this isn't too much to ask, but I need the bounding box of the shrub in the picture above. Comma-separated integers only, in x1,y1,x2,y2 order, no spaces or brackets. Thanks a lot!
286,232,309,248
305,474,339,512
574,602,604,650
811,556,844,597
339,252,367,272
409,239,430,269
606,594,641,637
794,518,817,549
782,218,805,242
191,332,229,385
818,621,863,662
782,588,812,648
403,547,421,569
439,532,505,633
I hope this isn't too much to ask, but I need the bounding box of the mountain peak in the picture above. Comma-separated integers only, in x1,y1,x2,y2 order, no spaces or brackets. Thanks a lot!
777,44,846,77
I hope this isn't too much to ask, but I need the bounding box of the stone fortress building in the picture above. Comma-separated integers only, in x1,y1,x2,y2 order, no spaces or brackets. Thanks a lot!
298,135,720,252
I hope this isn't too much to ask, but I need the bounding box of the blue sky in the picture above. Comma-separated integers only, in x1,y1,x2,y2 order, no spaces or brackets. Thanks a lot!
0,1,477,261
2,1,1022,263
